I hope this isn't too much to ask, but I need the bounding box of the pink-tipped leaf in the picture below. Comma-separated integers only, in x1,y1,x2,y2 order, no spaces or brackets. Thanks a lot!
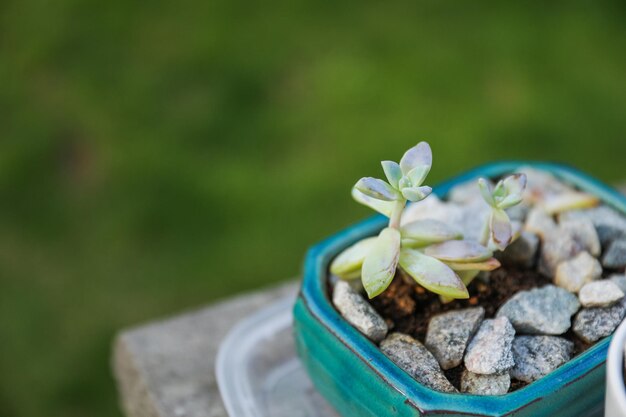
490,208,512,251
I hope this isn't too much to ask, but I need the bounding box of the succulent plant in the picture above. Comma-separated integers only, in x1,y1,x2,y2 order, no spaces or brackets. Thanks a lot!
330,142,523,300
352,141,433,229
477,174,527,251
333,143,459,299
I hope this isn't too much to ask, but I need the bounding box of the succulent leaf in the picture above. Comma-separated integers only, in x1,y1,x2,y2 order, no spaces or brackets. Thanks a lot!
401,238,430,248
424,240,493,262
336,269,362,280
362,228,401,298
458,270,481,286
401,186,432,202
399,249,469,299
406,165,430,187
352,188,395,217
329,237,377,279
399,142,432,175
398,176,412,190
381,161,402,189
400,219,462,245
444,257,501,271
497,193,524,209
490,208,512,250
492,180,507,199
503,173,527,198
478,178,496,207
355,177,399,201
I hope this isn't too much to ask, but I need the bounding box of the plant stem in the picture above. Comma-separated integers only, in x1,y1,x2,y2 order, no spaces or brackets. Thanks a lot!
388,200,406,230
479,212,491,247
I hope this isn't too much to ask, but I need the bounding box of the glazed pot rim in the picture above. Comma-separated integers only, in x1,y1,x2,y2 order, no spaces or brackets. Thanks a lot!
300,161,626,415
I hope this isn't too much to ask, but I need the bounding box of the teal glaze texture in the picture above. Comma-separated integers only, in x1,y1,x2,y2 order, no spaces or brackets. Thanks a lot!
293,162,624,417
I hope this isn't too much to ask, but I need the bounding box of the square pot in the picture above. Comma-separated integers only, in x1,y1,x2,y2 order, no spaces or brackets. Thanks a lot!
293,161,622,417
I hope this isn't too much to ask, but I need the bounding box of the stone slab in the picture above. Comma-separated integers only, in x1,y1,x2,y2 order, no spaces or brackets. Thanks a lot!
112,282,299,417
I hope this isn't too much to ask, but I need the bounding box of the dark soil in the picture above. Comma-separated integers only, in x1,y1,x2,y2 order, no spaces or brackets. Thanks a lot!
368,265,593,392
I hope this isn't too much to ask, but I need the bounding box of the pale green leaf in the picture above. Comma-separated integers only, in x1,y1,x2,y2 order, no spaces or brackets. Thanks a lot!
399,249,469,299
444,257,501,271
406,165,430,187
362,228,401,298
497,193,524,209
330,237,377,279
399,142,432,175
335,269,362,280
493,174,527,209
458,270,480,286
490,208,512,251
492,179,507,199
401,238,430,248
381,161,402,189
401,185,432,202
478,178,496,207
352,188,395,217
398,176,411,190
503,173,527,197
400,219,462,245
424,240,492,262
355,177,399,201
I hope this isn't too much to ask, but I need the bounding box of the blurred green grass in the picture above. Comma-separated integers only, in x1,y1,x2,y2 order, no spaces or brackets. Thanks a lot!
1,1,626,416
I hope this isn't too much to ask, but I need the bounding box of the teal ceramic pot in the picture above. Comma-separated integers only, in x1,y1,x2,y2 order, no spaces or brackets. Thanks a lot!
293,162,624,417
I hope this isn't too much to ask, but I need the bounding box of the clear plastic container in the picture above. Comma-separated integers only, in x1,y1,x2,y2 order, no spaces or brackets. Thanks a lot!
216,296,339,417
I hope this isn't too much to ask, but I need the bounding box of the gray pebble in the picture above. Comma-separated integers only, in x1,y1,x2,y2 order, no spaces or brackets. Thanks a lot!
602,239,626,269
579,280,624,308
497,285,580,335
581,206,626,247
448,180,481,204
554,251,602,293
525,207,558,239
380,333,457,393
425,307,485,370
572,298,626,343
539,229,583,278
609,274,626,293
332,281,388,342
558,211,601,257
464,317,515,375
510,336,574,383
460,370,510,396
456,199,491,242
500,231,539,268
521,167,574,200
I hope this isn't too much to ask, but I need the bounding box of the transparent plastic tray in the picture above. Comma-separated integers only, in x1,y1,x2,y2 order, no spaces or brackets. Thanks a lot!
216,296,339,417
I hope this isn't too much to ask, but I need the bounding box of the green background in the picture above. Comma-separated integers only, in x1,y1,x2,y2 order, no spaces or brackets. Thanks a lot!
1,1,626,416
